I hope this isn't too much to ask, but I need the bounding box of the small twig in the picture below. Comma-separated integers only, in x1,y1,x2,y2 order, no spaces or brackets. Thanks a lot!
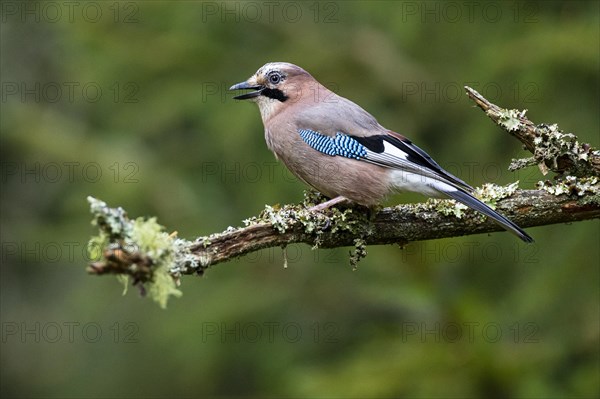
465,86,600,177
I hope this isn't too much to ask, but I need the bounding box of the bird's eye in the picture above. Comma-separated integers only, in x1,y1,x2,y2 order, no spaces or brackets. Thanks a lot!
268,72,282,85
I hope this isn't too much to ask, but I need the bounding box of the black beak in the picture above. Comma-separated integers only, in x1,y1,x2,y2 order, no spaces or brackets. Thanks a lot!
229,81,264,100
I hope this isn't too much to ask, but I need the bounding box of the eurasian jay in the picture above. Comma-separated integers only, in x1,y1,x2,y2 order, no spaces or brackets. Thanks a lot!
230,62,533,242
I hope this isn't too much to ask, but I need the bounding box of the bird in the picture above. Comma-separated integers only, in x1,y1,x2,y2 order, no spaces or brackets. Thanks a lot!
229,62,533,243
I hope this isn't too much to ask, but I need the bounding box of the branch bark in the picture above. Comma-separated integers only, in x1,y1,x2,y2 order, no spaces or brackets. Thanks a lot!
86,86,600,305
186,189,597,262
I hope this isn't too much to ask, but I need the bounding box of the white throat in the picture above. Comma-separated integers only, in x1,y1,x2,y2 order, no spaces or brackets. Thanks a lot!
255,96,283,123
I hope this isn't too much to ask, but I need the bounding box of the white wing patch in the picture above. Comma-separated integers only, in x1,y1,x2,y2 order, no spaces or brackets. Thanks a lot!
382,141,408,160
390,170,458,196
363,141,410,167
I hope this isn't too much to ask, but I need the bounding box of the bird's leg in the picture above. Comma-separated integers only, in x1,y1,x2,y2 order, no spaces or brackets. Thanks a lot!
308,196,349,212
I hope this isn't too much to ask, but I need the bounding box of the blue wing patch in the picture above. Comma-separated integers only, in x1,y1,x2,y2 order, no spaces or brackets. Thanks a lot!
298,129,367,160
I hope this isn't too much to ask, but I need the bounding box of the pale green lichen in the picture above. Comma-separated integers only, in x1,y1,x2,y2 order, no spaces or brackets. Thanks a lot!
282,246,289,269
262,204,295,233
87,230,108,261
296,210,330,234
510,123,599,177
432,199,468,218
88,196,130,237
495,108,527,132
170,238,200,274
349,238,367,271
473,181,520,209
242,191,374,266
242,217,261,227
532,124,593,175
537,176,600,200
246,191,372,240
87,196,182,308
116,275,129,295
509,157,538,171
413,182,520,219
129,217,182,308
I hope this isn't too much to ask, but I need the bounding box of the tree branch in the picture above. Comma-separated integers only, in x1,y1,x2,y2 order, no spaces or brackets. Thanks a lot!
464,86,600,177
86,86,600,307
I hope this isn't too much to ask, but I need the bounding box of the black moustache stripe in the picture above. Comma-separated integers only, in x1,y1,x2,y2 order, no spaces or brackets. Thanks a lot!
261,88,288,102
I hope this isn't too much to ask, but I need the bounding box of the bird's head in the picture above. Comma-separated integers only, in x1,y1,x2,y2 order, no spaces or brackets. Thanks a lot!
229,62,314,120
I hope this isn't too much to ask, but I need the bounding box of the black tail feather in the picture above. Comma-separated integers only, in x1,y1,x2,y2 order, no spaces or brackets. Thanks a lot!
441,189,534,243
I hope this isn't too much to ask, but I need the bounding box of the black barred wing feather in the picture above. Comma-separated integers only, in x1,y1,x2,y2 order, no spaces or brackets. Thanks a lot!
298,128,472,191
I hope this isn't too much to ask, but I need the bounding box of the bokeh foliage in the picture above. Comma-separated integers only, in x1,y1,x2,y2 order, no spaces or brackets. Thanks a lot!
1,1,598,397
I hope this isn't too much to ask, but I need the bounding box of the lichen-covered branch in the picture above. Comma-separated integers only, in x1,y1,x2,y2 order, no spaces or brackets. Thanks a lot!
86,86,600,307
464,86,600,177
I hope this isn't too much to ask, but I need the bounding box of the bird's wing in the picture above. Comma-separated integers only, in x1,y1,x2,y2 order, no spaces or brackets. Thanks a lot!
293,92,471,190
297,127,472,192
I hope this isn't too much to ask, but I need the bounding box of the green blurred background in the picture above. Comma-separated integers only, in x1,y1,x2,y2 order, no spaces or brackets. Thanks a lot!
1,1,599,397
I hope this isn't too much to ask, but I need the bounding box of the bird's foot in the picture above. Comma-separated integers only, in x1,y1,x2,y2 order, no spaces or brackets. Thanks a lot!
308,196,349,212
